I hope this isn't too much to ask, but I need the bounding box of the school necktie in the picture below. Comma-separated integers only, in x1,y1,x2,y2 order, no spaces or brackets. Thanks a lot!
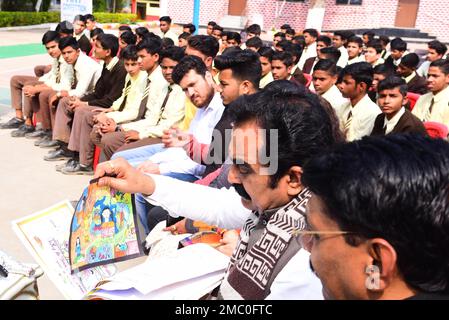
424,97,435,122
71,69,78,89
137,78,151,120
55,60,61,84
156,86,173,125
344,110,352,138
118,80,132,112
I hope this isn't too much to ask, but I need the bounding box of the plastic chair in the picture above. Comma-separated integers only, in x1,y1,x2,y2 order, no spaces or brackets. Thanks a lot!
424,121,449,139
406,92,421,111
303,73,312,88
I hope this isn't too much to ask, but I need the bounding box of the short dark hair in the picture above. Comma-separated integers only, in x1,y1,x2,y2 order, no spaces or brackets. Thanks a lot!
289,43,303,65
231,80,338,187
272,51,294,67
373,63,394,77
135,26,150,38
84,14,95,22
302,133,449,295
363,31,375,40
137,37,162,55
90,28,104,39
334,31,349,41
246,36,263,50
430,59,449,75
183,23,196,34
258,46,275,62
400,53,420,69
159,16,172,24
56,20,74,36
42,30,60,45
280,24,291,30
121,44,138,61
246,24,261,36
317,35,332,47
58,36,79,51
214,49,262,88
178,32,191,40
120,30,137,46
118,25,132,33
378,76,407,96
172,55,208,85
160,45,186,63
390,37,407,52
378,35,390,46
73,14,86,23
227,32,241,44
285,28,295,36
428,40,447,56
303,28,319,39
274,32,286,39
313,59,338,76
212,25,223,33
347,36,363,48
97,33,119,57
320,46,341,64
208,21,217,27
366,39,383,54
162,37,175,48
276,40,294,52
187,35,219,58
340,62,374,88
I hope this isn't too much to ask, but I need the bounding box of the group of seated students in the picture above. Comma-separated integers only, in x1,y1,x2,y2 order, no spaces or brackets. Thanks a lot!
2,14,449,300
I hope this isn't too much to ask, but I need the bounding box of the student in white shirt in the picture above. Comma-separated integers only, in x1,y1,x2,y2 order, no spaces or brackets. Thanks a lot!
332,31,350,68
312,59,348,112
346,36,365,65
336,62,381,141
417,40,447,78
296,28,318,70
157,16,178,44
364,40,384,67
258,46,275,89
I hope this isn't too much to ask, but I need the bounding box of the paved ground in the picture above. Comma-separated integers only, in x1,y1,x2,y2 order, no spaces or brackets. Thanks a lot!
0,29,145,300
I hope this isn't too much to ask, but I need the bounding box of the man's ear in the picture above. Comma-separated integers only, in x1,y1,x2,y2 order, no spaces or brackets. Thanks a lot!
205,56,213,69
287,65,294,75
205,71,214,85
286,166,303,196
239,80,253,95
153,53,159,62
358,81,368,94
365,238,398,294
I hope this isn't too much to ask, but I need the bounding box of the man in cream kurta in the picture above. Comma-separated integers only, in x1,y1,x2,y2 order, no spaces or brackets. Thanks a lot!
412,85,449,127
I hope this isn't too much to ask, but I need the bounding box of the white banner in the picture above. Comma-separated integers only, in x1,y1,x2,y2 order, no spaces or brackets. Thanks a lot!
61,0,93,22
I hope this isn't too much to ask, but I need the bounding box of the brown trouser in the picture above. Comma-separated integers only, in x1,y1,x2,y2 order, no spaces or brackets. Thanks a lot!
34,65,51,77
68,105,101,166
90,130,162,161
37,89,57,130
53,97,74,143
10,75,41,118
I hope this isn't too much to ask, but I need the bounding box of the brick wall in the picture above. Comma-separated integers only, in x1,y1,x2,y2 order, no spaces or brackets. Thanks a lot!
415,0,449,42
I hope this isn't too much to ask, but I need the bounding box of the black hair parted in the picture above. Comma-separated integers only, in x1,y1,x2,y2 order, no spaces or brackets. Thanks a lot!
42,30,60,45
230,80,338,188
377,76,408,96
430,59,449,75
340,61,374,88
272,51,294,67
313,59,338,76
187,35,219,58
428,40,447,56
214,49,262,88
159,16,172,24
172,55,208,85
302,133,449,294
97,33,119,57
58,36,79,51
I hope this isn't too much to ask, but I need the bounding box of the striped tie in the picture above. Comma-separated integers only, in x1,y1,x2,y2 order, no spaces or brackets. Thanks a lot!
55,61,61,84
344,110,352,137
71,70,78,89
118,80,132,112
156,85,173,125
424,98,435,122
137,78,151,120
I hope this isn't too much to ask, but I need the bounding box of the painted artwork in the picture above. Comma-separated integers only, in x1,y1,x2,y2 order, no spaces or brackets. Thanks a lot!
69,181,143,273
12,201,117,300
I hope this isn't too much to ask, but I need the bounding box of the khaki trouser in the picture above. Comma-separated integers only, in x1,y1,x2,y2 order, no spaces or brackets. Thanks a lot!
10,75,41,118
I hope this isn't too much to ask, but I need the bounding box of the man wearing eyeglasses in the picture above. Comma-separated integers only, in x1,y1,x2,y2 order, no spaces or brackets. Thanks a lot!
93,81,342,299
301,134,449,300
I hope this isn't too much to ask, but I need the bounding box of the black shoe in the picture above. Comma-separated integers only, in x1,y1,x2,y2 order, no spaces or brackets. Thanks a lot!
61,163,94,175
39,139,60,149
25,129,48,139
34,134,52,146
11,124,34,137
44,148,74,161
56,158,78,172
0,117,24,129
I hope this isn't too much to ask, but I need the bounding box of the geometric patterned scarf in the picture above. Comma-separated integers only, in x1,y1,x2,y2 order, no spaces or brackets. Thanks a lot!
218,188,311,300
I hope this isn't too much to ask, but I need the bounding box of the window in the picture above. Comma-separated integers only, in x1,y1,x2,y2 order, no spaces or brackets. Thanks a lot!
336,0,363,5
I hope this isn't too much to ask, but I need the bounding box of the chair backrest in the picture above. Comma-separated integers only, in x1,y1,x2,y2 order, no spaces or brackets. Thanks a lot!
424,121,449,139
303,73,312,88
406,92,420,111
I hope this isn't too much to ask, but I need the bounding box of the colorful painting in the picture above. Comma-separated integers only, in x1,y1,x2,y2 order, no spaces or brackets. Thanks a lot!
69,181,143,273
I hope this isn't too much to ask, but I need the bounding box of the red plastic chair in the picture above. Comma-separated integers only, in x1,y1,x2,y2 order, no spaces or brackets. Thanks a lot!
424,121,449,139
406,92,420,111
93,146,101,170
303,73,312,88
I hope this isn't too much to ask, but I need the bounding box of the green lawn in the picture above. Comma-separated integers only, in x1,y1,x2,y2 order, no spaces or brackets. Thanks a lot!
0,43,45,59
